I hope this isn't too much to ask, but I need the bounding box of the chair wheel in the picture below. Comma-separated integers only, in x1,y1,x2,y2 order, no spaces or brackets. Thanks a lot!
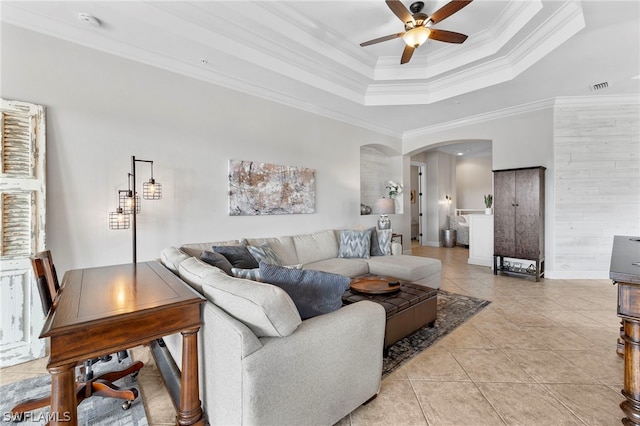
122,400,132,410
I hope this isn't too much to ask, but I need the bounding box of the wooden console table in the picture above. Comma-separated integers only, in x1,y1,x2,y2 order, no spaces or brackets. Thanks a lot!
610,235,640,425
41,261,205,426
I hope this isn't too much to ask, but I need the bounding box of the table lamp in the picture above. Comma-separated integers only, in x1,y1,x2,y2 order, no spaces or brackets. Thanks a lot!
373,198,395,230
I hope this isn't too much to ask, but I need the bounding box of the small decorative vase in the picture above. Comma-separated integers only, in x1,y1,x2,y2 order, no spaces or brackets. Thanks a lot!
485,208,492,215
378,214,391,230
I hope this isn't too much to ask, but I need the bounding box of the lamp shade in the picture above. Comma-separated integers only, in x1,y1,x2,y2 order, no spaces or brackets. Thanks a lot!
373,198,395,214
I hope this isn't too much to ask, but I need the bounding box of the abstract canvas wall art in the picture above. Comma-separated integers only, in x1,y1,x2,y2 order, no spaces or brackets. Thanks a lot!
228,160,316,216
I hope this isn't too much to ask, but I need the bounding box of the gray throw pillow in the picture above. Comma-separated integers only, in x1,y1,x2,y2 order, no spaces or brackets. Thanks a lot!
338,229,371,259
368,226,383,256
212,245,259,269
200,250,233,275
259,262,350,320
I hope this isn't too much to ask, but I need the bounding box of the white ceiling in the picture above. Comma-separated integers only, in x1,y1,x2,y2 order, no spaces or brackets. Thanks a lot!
2,0,639,139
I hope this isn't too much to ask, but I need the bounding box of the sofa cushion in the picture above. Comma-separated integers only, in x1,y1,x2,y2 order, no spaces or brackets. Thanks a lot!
243,236,298,266
178,257,222,294
160,247,190,274
200,250,234,275
213,245,259,269
187,262,301,337
180,239,240,258
246,243,283,266
303,258,369,278
338,229,371,259
366,255,441,286
292,230,339,265
259,262,350,320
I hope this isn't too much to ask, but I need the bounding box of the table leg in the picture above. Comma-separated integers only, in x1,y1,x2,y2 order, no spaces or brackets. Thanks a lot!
622,319,640,425
48,363,77,426
177,328,204,426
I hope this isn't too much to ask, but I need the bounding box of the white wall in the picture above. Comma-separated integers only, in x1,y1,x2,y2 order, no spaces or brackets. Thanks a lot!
1,24,402,274
456,156,493,210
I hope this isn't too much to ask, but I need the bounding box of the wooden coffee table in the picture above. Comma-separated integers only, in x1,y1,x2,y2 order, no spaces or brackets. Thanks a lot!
350,275,401,294
343,276,438,352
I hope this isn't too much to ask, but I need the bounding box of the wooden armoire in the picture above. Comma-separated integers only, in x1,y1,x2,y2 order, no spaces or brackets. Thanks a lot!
493,166,545,281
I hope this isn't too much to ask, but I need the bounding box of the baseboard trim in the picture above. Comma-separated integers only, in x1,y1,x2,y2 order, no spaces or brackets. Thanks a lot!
468,257,492,267
544,271,610,280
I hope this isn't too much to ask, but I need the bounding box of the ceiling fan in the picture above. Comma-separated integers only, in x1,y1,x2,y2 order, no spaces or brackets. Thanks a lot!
361,0,473,64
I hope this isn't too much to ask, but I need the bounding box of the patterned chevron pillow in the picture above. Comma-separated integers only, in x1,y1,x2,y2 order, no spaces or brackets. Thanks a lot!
368,227,392,256
247,243,283,266
377,229,393,256
337,229,372,259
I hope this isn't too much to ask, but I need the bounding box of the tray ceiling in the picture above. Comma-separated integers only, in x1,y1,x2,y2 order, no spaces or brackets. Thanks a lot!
2,1,639,137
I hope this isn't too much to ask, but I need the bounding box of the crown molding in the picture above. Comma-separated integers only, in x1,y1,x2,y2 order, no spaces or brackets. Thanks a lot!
403,98,557,138
403,93,640,139
554,94,640,107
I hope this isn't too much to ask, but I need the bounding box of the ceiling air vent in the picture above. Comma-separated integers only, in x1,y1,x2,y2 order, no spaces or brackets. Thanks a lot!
589,81,609,91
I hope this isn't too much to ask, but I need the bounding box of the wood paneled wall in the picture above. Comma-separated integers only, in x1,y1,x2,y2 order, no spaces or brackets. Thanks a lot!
554,102,640,273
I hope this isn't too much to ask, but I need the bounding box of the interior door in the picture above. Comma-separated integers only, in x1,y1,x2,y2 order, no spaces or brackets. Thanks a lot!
0,99,46,367
514,168,540,259
493,170,515,256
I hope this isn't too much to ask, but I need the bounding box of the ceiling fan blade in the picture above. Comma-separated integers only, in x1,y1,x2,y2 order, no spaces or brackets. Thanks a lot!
360,32,405,47
400,45,415,64
386,0,415,25
428,29,468,44
429,0,473,24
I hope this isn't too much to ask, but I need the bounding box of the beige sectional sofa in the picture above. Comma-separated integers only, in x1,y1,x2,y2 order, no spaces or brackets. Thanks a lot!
159,228,441,425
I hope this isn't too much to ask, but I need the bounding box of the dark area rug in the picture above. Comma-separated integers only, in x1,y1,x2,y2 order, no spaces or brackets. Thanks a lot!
0,354,148,425
382,289,491,378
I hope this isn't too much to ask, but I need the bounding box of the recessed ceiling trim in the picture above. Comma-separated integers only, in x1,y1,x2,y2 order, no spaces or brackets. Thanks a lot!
509,1,585,75
374,0,543,80
364,1,585,106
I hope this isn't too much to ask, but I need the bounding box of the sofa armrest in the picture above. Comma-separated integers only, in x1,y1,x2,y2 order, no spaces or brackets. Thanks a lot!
242,301,385,425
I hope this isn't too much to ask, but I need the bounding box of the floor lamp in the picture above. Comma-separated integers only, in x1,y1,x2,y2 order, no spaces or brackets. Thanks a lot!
109,156,162,263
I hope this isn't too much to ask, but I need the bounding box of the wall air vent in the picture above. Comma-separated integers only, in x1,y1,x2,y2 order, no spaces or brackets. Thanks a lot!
589,81,609,91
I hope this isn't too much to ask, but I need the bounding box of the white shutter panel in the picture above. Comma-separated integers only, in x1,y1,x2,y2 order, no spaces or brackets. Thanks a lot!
0,99,46,367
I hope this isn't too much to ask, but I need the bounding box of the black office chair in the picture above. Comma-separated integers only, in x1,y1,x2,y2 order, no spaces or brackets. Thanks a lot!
10,251,144,419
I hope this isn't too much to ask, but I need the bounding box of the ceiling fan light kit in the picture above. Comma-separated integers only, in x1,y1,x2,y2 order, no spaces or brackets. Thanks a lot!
403,26,430,47
361,0,473,64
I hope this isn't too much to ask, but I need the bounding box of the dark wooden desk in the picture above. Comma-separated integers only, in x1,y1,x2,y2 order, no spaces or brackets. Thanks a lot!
41,261,205,426
610,235,640,425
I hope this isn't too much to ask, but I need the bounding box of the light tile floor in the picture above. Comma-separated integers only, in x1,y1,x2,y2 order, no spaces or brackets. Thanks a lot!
1,245,625,425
